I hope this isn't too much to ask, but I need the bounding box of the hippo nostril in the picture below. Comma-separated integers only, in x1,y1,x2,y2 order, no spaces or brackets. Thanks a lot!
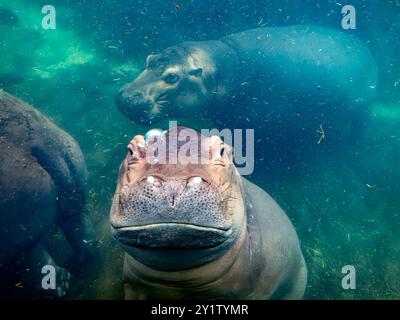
145,175,162,187
117,89,143,103
187,176,207,188
147,176,155,184
130,91,142,98
124,91,144,100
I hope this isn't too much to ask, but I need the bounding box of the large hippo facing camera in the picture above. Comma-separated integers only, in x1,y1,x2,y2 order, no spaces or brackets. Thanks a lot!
110,127,307,299
116,25,377,138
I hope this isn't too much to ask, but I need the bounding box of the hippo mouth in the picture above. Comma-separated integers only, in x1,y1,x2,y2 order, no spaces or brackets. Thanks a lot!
112,223,232,249
115,89,168,125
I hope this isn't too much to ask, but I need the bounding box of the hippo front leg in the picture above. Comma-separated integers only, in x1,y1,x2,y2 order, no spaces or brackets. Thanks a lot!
279,256,308,300
122,254,150,300
31,137,96,271
58,211,96,271
16,243,70,298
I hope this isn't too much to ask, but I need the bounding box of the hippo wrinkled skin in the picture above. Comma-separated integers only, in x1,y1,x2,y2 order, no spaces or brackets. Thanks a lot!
110,127,307,299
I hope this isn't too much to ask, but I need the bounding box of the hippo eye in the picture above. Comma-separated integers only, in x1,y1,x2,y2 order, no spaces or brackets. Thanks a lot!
163,73,179,84
187,176,206,187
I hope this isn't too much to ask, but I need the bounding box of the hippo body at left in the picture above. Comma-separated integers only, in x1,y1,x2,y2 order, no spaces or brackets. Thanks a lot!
0,92,95,297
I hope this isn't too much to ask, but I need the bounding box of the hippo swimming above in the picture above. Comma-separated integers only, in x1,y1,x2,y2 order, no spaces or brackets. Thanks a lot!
116,25,377,139
110,127,307,299
0,92,95,297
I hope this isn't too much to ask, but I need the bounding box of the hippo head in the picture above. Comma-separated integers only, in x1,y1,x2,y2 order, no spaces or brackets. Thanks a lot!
110,127,246,271
116,45,216,125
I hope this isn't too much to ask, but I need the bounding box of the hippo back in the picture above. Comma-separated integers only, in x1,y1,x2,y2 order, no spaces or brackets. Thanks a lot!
223,25,377,106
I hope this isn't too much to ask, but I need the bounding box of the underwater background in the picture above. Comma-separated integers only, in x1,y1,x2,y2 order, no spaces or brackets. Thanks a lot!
0,0,399,299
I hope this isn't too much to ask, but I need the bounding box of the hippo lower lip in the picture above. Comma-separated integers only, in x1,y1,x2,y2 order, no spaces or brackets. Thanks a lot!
113,223,232,249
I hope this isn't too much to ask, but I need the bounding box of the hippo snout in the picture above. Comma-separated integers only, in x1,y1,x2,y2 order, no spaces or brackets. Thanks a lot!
113,177,231,232
116,87,147,107
115,88,153,123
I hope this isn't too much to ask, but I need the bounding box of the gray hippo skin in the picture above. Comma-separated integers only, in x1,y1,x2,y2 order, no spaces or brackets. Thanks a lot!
110,128,307,299
116,25,377,137
0,92,95,297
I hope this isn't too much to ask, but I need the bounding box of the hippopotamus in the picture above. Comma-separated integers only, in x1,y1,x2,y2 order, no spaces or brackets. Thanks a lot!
110,127,307,299
0,92,96,297
116,25,377,156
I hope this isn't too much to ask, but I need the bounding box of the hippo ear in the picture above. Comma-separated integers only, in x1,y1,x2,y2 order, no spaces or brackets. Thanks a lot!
188,68,203,77
146,54,158,67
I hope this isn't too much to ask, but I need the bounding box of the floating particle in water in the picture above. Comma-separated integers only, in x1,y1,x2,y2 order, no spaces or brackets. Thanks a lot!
316,124,325,144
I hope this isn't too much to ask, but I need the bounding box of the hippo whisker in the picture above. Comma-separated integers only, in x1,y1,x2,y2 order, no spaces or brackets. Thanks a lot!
225,195,238,201
156,92,169,101
157,100,170,106
218,183,232,196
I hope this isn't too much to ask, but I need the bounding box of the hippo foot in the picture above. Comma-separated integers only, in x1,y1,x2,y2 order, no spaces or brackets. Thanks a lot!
14,244,72,298
55,266,70,298
44,265,70,298
65,239,97,274
59,213,97,273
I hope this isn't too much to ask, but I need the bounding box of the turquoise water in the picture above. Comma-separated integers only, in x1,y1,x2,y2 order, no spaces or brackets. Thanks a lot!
0,0,399,299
